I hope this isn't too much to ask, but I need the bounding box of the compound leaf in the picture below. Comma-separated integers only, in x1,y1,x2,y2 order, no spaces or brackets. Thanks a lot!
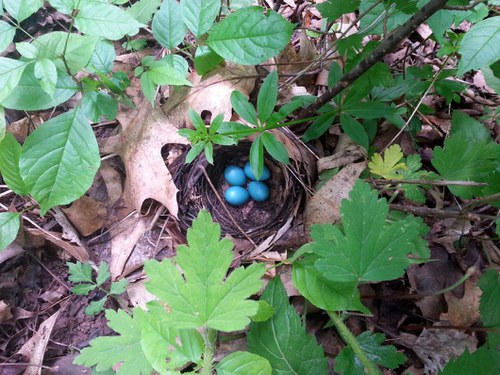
257,71,278,123
19,108,100,215
67,261,93,283
230,90,258,126
247,277,329,375
0,212,20,251
145,210,265,332
152,0,186,49
368,144,408,180
207,7,294,65
312,180,423,283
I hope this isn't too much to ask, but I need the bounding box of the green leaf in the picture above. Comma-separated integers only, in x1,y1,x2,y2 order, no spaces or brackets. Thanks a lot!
152,0,187,50
145,210,265,332
316,0,360,21
75,2,143,40
250,135,264,181
109,279,128,295
71,283,96,296
450,111,491,142
247,277,329,374
0,21,16,53
140,71,157,105
16,42,38,59
261,132,289,164
478,269,500,346
0,58,30,103
34,59,58,98
457,17,500,76
184,142,205,164
0,105,4,141
312,180,424,283
81,91,118,122
67,261,93,283
161,54,189,77
3,0,43,22
343,101,396,119
302,112,335,142
368,144,408,179
0,212,20,251
85,297,107,316
439,347,500,375
431,132,500,199
181,0,220,38
49,0,76,14
147,60,192,86
204,141,214,164
335,332,406,375
88,40,116,74
207,7,295,65
96,262,111,287
293,255,368,313
217,352,272,375
20,108,100,215
0,133,29,195
360,0,411,35
194,45,224,75
257,71,278,123
127,0,161,23
74,309,154,374
230,91,258,126
251,301,274,322
33,32,99,74
340,114,369,149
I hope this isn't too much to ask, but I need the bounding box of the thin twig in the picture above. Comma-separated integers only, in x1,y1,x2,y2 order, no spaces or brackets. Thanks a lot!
390,204,497,220
371,178,487,187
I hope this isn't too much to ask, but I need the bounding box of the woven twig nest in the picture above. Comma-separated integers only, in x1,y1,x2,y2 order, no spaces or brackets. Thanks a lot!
174,137,313,244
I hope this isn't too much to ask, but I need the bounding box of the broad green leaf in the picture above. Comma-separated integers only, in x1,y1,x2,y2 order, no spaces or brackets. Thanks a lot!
20,109,100,215
250,135,264,181
15,42,38,59
127,0,161,23
426,9,454,44
0,64,78,111
216,352,272,375
145,210,266,332
140,71,157,105
450,111,491,142
431,132,500,199
251,301,274,322
3,0,43,22
317,0,360,21
0,21,15,53
88,40,116,74
0,58,29,103
147,60,192,86
439,347,500,375
181,0,220,38
261,132,289,164
368,144,408,179
302,112,335,142
478,270,500,346
152,0,186,49
75,2,143,40
359,0,411,35
194,45,224,75
340,114,369,149
49,0,75,14
33,32,99,74
343,101,396,119
81,91,118,122
482,66,500,93
312,181,424,283
161,54,189,77
67,261,93,283
207,7,295,65
35,59,57,98
0,212,20,251
335,332,406,375
257,71,278,123
457,17,500,76
293,255,368,313
74,309,154,374
230,90,258,125
85,297,107,316
0,133,28,195
247,277,329,375
0,105,4,141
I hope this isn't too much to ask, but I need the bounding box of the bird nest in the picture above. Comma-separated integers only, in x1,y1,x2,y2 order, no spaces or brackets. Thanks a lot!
174,140,312,243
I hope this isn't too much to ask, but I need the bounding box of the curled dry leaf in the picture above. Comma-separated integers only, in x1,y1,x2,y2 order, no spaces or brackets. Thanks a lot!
25,228,89,263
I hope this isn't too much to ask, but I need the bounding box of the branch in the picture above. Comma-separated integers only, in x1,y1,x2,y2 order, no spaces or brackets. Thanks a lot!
295,0,449,120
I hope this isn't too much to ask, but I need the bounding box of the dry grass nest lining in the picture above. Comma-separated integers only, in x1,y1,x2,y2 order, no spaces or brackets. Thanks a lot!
175,142,307,242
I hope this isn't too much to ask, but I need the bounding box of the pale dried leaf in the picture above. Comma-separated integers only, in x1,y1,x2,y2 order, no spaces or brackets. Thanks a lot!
126,280,157,309
443,279,481,327
0,241,24,264
52,207,85,247
61,195,107,236
25,228,89,263
0,300,13,323
317,144,366,173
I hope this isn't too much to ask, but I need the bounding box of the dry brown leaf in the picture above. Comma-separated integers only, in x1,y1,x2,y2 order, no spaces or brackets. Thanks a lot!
317,144,366,174
25,228,89,263
99,161,123,206
62,195,107,236
304,161,367,226
0,300,13,323
443,279,481,327
126,280,157,309
0,241,24,264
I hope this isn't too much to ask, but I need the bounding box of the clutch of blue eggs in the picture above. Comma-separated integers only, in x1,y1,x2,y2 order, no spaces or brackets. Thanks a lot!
224,162,271,206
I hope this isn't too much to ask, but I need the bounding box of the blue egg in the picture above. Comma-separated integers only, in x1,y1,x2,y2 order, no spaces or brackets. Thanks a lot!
244,162,270,181
248,181,270,202
225,186,250,206
224,165,247,186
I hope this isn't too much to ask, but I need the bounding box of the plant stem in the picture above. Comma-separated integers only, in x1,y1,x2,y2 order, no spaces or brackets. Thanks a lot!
328,312,383,375
201,327,217,375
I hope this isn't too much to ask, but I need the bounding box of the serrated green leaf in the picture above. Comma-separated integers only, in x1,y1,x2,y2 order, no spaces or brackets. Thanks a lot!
0,133,29,195
145,210,265,332
216,351,272,375
0,21,16,54
207,7,295,65
88,40,116,74
230,91,258,126
74,309,154,374
257,71,278,123
250,135,264,181
20,108,100,215
261,132,289,164
67,261,93,283
335,331,406,375
35,59,57,98
194,45,224,75
0,212,20,251
96,262,110,287
316,0,360,21
1,64,78,111
340,114,369,149
71,283,96,296
181,0,220,38
368,144,408,179
293,255,368,313
457,17,500,76
109,279,128,295
75,2,143,40
439,347,500,375
251,301,274,322
85,297,107,316
312,180,423,283
0,58,30,104
247,277,329,375
478,269,500,346
127,0,161,23
3,0,43,22
81,91,118,122
152,0,186,49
